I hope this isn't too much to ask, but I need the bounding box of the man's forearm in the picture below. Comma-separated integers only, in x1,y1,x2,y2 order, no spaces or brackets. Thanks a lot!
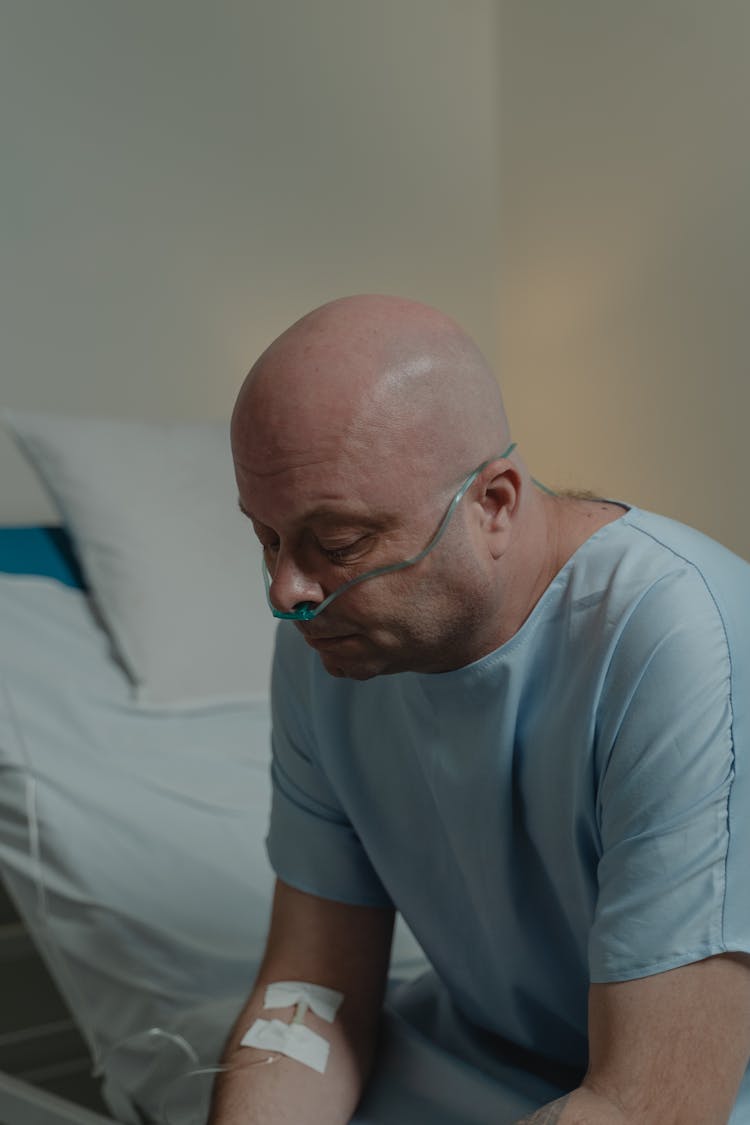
208,1047,361,1125
208,986,377,1125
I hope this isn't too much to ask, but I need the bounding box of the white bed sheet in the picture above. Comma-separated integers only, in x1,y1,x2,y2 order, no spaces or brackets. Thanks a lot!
0,575,280,1117
0,574,553,1123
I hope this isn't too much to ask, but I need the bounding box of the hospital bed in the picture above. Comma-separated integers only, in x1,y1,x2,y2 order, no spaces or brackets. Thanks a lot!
0,412,553,1124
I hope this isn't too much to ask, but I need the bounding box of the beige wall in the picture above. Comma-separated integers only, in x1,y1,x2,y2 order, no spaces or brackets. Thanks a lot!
497,0,750,558
3,2,748,562
0,0,500,522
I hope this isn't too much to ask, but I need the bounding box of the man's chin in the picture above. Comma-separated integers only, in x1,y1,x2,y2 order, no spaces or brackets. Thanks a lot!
316,649,380,680
303,630,405,679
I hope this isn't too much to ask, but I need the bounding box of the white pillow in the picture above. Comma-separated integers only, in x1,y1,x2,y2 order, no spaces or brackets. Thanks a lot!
3,410,277,710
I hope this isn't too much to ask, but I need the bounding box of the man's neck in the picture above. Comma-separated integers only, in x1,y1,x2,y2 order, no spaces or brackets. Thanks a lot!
496,492,625,649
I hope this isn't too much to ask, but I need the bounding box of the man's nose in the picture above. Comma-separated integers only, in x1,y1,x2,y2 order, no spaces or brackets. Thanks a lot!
267,550,325,614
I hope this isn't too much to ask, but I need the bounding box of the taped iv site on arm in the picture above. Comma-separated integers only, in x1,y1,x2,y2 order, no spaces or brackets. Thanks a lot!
240,981,345,1074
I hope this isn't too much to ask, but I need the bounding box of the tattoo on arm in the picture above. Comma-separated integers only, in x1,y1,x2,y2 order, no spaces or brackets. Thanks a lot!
514,1094,572,1124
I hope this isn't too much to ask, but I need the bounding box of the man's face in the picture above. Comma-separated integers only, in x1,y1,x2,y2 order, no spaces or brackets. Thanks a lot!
234,445,497,680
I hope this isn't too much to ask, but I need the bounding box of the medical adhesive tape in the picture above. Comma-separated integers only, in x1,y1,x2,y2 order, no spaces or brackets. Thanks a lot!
240,980,345,1074
264,981,344,1021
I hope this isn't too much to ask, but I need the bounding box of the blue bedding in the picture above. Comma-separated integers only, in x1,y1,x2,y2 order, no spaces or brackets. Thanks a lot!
0,525,86,588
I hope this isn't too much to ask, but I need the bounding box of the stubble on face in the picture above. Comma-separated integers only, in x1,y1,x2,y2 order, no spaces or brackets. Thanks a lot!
293,527,500,681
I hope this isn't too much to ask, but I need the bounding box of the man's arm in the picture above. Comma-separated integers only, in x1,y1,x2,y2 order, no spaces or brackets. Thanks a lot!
514,953,750,1124
208,877,395,1125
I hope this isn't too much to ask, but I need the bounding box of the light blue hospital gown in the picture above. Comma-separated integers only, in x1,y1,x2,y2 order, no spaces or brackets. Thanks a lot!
266,507,750,1121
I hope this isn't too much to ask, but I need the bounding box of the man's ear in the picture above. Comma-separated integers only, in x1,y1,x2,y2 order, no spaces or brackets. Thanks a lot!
476,464,521,560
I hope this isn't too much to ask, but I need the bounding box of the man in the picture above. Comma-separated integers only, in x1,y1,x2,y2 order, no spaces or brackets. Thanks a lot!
212,294,750,1123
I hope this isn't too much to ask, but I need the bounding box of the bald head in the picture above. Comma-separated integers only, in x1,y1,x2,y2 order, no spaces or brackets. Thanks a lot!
230,297,558,675
231,295,510,486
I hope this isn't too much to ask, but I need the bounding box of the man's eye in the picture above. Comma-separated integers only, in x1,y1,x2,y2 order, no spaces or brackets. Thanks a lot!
321,539,367,564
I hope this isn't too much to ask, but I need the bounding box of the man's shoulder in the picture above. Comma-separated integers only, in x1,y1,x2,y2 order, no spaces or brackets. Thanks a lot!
582,508,750,689
613,507,750,614
567,504,749,596
621,507,748,565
